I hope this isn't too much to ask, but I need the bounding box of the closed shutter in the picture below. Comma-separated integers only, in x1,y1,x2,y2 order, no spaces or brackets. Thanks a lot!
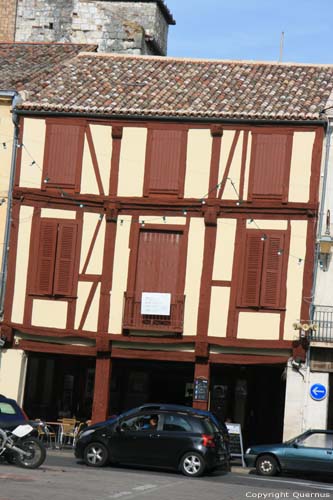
147,129,184,194
35,220,58,295
44,122,84,188
239,234,264,307
250,133,290,199
53,222,78,296
135,230,182,299
260,234,285,308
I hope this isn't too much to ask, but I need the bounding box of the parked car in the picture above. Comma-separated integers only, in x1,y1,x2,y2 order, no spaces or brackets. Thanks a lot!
245,429,333,476
0,394,28,429
75,403,229,477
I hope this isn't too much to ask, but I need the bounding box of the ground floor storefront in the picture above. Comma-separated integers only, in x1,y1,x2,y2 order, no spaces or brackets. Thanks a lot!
21,352,286,447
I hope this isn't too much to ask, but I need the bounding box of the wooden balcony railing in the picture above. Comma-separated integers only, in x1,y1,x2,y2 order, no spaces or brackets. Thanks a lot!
122,293,185,334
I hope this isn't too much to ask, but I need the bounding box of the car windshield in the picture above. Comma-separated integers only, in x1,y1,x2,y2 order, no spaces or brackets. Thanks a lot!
0,402,17,415
284,432,312,445
199,417,219,434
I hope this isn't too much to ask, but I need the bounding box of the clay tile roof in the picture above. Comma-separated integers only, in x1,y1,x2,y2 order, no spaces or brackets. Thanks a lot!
0,42,97,92
19,53,333,121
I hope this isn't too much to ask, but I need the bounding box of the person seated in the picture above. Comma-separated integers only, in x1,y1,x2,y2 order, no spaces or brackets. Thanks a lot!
143,415,158,430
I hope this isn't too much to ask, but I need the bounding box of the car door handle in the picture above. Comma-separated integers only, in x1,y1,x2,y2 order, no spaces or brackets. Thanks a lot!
149,434,160,438
326,450,332,455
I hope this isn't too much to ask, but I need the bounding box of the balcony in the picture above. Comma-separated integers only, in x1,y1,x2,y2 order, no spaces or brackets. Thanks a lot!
122,293,185,334
312,306,333,342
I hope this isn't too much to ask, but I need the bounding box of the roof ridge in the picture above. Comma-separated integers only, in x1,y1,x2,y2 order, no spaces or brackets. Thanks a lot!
76,51,333,68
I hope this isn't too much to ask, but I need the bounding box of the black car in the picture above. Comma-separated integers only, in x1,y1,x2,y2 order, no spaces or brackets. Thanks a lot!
75,404,229,477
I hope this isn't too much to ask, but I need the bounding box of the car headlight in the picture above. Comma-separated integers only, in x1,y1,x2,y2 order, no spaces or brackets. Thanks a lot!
245,448,252,454
79,429,95,439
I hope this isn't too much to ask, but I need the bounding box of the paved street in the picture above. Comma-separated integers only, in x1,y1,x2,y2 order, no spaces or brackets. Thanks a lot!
0,450,332,500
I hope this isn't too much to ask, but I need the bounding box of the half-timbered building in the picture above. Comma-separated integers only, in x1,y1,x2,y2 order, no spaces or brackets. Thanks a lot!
2,53,333,445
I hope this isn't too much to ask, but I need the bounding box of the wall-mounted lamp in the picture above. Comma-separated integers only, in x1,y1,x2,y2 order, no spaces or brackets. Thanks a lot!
318,210,333,271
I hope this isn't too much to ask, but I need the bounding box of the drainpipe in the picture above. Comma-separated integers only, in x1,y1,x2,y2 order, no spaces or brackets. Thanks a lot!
0,90,21,318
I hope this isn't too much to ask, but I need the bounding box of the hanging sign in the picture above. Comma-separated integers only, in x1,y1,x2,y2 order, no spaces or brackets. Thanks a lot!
193,377,209,401
141,292,171,316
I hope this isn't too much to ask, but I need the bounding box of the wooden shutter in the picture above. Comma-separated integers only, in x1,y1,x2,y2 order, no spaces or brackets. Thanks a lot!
35,220,58,295
135,230,182,298
146,129,184,194
260,234,285,308
249,133,291,200
53,222,78,296
44,122,84,188
239,233,264,307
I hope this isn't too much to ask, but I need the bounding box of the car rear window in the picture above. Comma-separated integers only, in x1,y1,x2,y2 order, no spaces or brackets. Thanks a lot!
0,402,17,415
197,417,219,434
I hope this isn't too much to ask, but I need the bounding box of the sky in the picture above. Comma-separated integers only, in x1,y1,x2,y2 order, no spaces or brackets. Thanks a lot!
165,0,333,64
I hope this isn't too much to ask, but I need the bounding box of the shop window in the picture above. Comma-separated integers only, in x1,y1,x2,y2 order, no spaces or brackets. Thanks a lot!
238,231,286,309
33,219,78,297
144,128,187,196
43,120,85,190
248,131,293,201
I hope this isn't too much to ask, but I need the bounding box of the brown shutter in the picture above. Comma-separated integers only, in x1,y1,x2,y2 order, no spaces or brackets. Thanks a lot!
35,220,58,295
147,129,184,194
239,233,264,307
44,122,84,188
260,234,285,308
53,222,78,296
250,133,291,200
135,230,182,298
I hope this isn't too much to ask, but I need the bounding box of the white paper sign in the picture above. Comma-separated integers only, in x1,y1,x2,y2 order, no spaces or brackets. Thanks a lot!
141,292,171,316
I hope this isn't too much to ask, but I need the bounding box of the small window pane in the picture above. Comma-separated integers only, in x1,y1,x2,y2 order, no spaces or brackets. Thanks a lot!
163,414,193,432
0,402,17,415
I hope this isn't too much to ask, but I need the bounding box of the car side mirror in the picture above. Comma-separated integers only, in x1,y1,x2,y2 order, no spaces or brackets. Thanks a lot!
292,442,298,448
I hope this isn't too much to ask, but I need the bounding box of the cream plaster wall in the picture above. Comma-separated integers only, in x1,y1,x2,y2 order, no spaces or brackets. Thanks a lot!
79,213,105,274
284,220,307,340
11,206,33,324
184,129,211,198
20,118,44,188
75,282,100,331
242,133,252,201
31,299,67,329
0,103,13,267
213,219,236,281
207,287,230,337
138,216,186,226
41,208,76,219
219,130,243,201
118,128,146,197
90,124,112,195
289,132,315,203
0,349,27,403
109,216,132,333
246,220,288,230
238,311,280,339
183,218,205,336
81,134,99,195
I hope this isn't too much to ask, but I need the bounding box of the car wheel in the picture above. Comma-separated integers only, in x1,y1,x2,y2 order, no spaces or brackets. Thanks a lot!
84,442,109,467
256,454,279,476
180,452,205,477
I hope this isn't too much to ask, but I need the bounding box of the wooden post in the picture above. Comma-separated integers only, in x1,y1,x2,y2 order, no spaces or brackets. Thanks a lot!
91,354,111,423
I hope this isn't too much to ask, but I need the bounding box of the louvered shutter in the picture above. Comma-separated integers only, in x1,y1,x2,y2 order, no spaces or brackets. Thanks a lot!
35,220,58,295
250,133,290,200
53,222,78,296
148,129,184,194
260,234,285,308
44,122,84,188
239,234,264,307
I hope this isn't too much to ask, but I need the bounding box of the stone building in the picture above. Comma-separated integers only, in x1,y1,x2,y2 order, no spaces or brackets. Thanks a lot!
0,0,175,55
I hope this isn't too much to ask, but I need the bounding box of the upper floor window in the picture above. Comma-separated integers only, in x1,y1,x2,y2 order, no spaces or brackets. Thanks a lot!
32,219,79,297
248,131,293,202
238,230,287,310
143,127,187,197
43,119,85,191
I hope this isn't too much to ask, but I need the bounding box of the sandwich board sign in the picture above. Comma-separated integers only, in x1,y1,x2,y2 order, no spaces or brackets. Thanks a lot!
226,422,245,467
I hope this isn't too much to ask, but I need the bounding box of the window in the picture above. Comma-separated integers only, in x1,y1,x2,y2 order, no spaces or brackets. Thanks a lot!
163,414,193,432
33,219,78,297
0,403,16,415
248,131,293,201
43,120,85,190
238,230,286,309
299,433,333,449
144,128,187,196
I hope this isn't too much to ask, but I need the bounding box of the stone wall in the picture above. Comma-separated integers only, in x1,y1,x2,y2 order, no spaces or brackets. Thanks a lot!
0,0,17,42
14,0,172,55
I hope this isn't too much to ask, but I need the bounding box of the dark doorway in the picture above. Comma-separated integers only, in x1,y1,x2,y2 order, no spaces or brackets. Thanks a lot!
23,352,95,421
210,364,286,448
109,359,194,416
